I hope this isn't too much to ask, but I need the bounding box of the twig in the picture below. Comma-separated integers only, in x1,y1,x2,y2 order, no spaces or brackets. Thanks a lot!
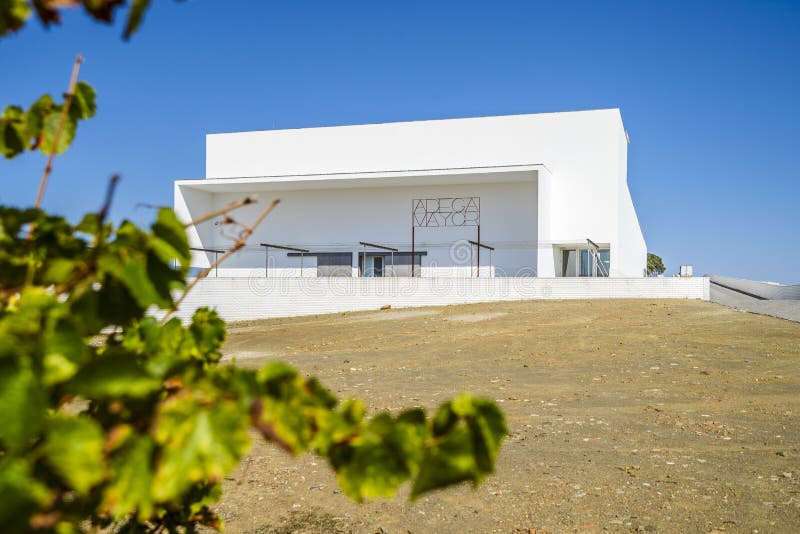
33,54,83,210
52,175,121,296
134,202,170,210
98,175,120,225
3,174,121,303
161,199,280,322
184,196,257,228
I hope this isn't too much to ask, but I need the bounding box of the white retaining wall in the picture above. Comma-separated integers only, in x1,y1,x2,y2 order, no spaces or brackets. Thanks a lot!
171,277,710,323
709,275,800,300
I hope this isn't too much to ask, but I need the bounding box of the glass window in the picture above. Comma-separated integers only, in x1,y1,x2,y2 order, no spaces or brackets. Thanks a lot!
562,249,578,277
598,249,610,276
569,248,610,277
579,250,591,277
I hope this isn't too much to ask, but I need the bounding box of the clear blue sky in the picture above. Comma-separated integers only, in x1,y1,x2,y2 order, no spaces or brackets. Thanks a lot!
2,1,798,283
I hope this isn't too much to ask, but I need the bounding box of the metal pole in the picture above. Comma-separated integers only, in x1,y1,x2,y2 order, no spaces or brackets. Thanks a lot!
490,248,493,278
411,225,415,277
476,224,481,278
470,243,474,278
264,246,268,278
391,251,395,277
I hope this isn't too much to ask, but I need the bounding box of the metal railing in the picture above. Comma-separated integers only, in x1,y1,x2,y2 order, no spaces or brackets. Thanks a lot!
260,243,310,277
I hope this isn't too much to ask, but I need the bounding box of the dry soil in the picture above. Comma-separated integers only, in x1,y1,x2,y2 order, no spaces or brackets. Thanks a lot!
214,299,800,534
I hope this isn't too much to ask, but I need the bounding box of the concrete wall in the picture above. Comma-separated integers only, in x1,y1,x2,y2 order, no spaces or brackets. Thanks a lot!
180,109,647,278
709,275,800,300
180,180,539,277
204,110,632,253
615,126,647,277
169,277,710,323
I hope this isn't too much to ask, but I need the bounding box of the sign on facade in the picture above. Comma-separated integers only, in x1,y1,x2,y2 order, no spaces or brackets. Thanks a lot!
412,197,480,227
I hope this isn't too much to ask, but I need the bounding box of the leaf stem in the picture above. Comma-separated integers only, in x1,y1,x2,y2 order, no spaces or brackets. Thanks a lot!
33,53,83,211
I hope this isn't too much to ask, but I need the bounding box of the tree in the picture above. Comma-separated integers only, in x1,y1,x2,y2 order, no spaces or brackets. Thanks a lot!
0,4,507,532
647,252,666,276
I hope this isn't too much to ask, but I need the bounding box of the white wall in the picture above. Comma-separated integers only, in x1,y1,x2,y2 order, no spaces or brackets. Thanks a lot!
180,180,539,277
181,109,648,278
169,277,710,323
205,110,625,248
174,184,213,256
614,125,647,276
709,275,800,300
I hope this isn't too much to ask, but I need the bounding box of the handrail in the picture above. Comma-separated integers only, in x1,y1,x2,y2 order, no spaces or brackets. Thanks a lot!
467,240,494,251
359,241,397,277
586,239,609,277
260,243,310,277
190,247,224,277
259,243,310,253
358,241,398,252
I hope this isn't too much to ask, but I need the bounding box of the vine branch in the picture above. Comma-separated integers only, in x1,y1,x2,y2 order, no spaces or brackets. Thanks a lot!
161,198,280,322
33,53,83,210
184,195,257,228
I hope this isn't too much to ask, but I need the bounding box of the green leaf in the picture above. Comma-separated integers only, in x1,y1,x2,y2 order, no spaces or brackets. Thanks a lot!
43,316,90,385
124,0,151,39
70,349,161,399
251,362,340,453
0,106,27,159
39,108,77,155
410,394,507,500
0,0,31,37
151,207,190,266
70,81,97,120
102,434,155,519
81,0,126,23
26,94,55,144
331,410,427,502
99,252,165,309
42,414,106,494
97,278,147,327
0,458,51,531
0,359,46,452
152,393,251,502
43,352,79,386
189,307,226,363
410,425,478,499
40,257,78,285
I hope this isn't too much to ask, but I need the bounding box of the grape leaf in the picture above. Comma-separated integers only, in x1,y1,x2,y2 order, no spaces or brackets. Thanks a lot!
42,415,106,494
102,434,155,519
69,348,161,398
0,0,31,37
152,393,250,502
39,107,77,155
0,360,45,452
0,458,51,531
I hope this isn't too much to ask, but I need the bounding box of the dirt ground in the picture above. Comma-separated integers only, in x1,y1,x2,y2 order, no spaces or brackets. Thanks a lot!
214,299,800,533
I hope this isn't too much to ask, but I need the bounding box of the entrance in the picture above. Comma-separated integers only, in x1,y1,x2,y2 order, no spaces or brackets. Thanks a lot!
561,247,610,277
364,256,384,277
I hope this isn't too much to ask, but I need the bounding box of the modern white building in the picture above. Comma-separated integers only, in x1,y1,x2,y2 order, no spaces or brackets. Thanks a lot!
175,109,646,280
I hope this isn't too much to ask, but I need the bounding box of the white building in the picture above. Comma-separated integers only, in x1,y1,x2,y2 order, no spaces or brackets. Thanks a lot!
175,109,646,280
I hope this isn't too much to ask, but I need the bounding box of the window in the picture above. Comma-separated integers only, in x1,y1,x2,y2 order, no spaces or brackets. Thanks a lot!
358,252,425,277
562,247,610,277
316,253,353,277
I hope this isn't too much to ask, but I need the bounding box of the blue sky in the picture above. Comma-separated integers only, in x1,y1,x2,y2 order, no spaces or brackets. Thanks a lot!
2,1,798,283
